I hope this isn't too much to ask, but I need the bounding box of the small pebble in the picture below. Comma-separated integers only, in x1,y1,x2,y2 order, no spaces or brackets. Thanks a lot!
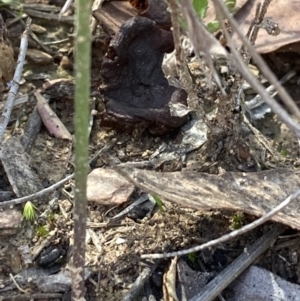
27,49,53,65
59,55,71,70
30,24,47,34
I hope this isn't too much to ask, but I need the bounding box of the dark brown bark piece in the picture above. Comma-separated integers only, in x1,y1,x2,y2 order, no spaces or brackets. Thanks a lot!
100,16,188,134
93,0,170,34
92,1,136,35
21,106,42,152
43,79,75,101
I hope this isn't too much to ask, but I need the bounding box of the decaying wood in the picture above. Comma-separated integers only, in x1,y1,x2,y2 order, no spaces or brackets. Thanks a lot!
122,261,161,301
0,191,13,202
1,137,43,197
92,1,136,34
20,105,42,152
116,166,300,230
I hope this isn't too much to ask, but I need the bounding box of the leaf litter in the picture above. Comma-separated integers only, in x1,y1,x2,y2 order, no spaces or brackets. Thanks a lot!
0,0,300,300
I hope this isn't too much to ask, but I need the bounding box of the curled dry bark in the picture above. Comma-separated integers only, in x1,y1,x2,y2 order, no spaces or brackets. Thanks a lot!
100,16,188,134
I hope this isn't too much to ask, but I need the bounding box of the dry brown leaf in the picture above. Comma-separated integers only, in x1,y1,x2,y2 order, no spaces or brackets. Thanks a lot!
232,0,300,53
35,91,72,141
163,256,179,301
117,167,300,230
26,49,53,65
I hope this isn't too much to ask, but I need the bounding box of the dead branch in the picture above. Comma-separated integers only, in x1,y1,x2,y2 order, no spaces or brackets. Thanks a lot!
0,174,74,208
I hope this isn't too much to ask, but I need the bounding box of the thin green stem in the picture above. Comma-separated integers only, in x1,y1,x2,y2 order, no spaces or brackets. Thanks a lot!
72,0,91,300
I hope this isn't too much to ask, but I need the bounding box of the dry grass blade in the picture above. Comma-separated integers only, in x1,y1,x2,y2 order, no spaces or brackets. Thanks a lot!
179,0,228,91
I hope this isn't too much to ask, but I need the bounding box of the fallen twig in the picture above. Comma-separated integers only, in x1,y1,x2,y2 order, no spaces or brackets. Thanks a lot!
9,274,28,294
59,0,73,18
140,189,300,259
121,260,162,301
1,293,63,301
0,174,74,208
24,9,74,24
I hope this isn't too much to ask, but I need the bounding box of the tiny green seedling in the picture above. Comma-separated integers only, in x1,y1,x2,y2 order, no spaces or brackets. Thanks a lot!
280,147,287,157
193,0,209,20
36,225,48,237
152,195,165,212
230,212,244,229
180,0,237,33
187,252,197,264
23,201,38,221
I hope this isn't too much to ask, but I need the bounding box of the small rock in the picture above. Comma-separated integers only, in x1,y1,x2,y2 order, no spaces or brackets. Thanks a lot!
116,237,126,244
0,209,23,236
18,245,33,265
229,266,300,301
24,227,34,239
87,168,134,205
10,249,22,274
27,49,53,65
30,24,47,34
59,55,71,70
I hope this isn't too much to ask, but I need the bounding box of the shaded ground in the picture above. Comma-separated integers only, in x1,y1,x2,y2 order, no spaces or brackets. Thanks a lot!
0,2,300,301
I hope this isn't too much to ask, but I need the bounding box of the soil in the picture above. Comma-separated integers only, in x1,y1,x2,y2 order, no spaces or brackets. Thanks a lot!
0,2,300,301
